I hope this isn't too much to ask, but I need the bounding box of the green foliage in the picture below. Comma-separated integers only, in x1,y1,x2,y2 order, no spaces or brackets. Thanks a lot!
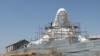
51,50,62,56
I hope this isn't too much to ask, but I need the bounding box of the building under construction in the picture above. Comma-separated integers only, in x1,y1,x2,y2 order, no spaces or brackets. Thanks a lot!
1,8,100,56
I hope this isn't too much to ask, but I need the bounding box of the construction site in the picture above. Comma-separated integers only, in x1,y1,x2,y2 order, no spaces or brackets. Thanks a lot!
1,8,100,56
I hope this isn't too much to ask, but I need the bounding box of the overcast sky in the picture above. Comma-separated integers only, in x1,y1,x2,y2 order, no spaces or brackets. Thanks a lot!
0,0,100,53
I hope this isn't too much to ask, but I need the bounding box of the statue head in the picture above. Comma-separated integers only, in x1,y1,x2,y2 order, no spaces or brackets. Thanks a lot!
53,8,69,27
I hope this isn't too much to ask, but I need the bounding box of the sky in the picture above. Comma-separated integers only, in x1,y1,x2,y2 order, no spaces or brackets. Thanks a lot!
0,0,100,53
